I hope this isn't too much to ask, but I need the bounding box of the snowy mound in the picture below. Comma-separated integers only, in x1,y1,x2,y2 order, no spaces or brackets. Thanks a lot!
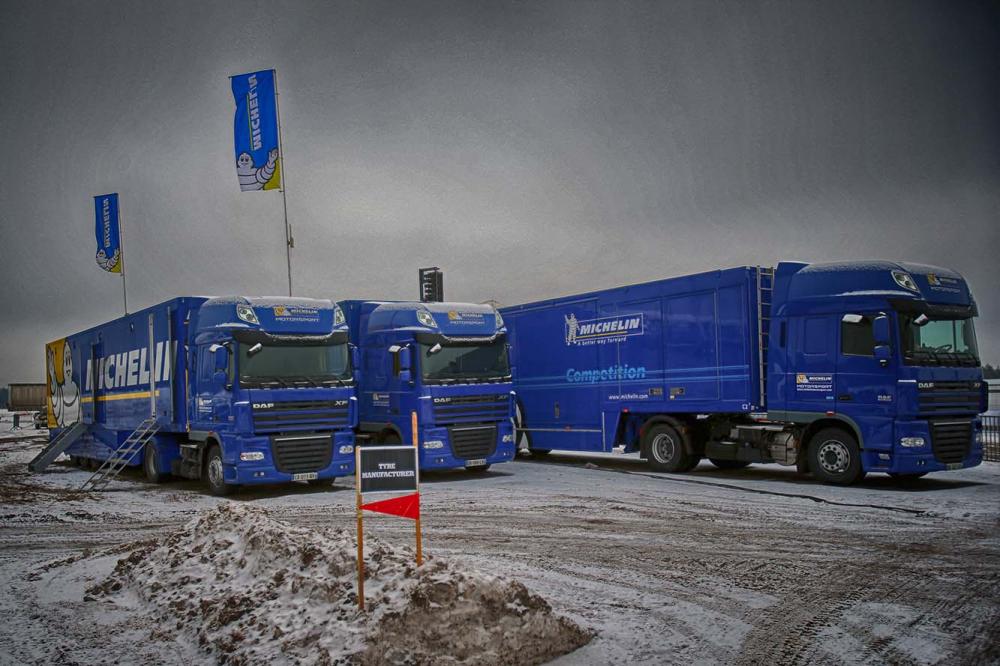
87,504,590,665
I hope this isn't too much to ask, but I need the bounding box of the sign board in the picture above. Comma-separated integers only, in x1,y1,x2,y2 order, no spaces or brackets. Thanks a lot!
358,446,418,494
419,267,444,303
355,412,424,611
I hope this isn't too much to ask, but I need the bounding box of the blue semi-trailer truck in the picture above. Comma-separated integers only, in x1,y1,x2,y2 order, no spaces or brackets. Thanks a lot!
43,296,357,494
340,300,516,472
501,261,987,485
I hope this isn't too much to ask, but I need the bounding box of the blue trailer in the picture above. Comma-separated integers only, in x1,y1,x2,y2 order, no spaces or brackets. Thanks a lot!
501,262,987,485
340,300,516,472
41,296,357,494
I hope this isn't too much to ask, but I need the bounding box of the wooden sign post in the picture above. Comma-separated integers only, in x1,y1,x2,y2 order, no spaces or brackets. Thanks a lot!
355,411,423,610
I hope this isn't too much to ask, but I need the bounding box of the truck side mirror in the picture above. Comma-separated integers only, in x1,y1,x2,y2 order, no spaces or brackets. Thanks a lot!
351,345,360,377
399,346,412,372
874,344,891,368
399,369,412,383
872,314,890,346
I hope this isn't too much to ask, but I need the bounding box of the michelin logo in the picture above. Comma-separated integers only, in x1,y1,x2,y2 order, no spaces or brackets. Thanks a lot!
565,312,644,346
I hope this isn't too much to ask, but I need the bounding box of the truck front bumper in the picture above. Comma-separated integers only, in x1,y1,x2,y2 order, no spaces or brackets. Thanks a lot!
418,423,516,470
861,418,983,475
224,430,356,485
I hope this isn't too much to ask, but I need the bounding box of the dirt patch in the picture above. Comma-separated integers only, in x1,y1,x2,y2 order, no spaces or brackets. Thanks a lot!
84,503,591,665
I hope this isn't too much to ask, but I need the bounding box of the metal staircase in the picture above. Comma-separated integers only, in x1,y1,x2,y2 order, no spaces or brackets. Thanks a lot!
756,266,775,409
80,417,159,491
28,422,88,473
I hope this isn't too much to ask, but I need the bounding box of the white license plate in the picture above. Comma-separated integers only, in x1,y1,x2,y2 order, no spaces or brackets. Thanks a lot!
465,459,487,467
946,463,963,471
293,472,318,481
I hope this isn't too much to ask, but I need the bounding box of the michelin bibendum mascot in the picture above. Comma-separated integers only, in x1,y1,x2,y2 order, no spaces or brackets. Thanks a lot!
236,148,279,191
96,247,121,272
565,313,579,345
48,341,80,426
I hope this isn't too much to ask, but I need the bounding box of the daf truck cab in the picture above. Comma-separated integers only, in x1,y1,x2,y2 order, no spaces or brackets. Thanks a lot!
340,301,516,472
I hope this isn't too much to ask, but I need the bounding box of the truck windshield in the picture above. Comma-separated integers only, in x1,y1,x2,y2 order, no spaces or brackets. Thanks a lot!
238,342,352,387
419,340,511,384
899,314,980,367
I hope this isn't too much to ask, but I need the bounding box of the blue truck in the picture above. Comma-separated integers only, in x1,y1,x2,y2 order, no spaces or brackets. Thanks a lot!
501,261,987,485
340,300,516,472
39,296,357,494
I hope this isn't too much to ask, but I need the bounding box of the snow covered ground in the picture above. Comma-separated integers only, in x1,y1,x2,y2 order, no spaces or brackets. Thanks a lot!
2,437,999,664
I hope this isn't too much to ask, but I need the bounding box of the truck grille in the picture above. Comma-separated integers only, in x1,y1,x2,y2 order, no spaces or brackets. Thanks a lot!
918,381,980,415
929,420,972,464
447,424,497,460
270,433,333,474
253,400,350,434
433,394,508,425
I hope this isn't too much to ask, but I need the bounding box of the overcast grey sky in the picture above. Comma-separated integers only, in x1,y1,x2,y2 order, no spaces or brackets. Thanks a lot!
1,0,997,385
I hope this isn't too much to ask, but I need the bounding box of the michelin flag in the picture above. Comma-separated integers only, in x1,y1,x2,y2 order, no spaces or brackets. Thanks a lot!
231,70,282,191
94,193,122,273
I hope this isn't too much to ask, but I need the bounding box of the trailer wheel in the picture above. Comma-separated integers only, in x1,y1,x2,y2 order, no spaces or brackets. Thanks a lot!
808,428,864,485
644,423,693,473
709,458,751,470
205,445,235,497
143,442,168,484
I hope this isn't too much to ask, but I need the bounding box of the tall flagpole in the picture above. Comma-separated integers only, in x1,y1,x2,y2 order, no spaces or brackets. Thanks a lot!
117,197,129,315
272,69,293,297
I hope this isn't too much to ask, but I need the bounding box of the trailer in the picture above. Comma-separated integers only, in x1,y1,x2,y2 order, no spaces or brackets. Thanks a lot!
35,296,358,494
340,300,516,472
501,262,987,485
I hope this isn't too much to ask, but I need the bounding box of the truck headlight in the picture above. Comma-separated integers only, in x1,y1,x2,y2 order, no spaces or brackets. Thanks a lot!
899,437,925,448
423,440,444,450
416,310,437,328
240,451,265,461
236,304,259,325
338,445,354,454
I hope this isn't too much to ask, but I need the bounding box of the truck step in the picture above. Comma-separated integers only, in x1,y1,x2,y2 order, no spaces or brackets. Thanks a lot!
80,417,160,492
28,422,89,473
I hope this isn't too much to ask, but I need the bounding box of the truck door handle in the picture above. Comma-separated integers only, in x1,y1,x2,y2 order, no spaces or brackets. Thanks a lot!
838,394,852,401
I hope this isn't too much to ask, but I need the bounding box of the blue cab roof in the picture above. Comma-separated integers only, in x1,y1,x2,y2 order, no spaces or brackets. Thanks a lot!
779,260,975,312
340,300,503,338
193,296,346,337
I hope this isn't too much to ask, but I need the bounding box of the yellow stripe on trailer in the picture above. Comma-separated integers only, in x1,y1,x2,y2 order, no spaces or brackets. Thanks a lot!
81,389,160,403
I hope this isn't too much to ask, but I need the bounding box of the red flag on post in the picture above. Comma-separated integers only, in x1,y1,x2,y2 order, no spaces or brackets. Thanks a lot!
361,492,420,520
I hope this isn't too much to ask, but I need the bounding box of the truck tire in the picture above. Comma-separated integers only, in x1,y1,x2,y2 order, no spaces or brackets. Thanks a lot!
709,458,751,470
144,442,168,484
644,423,694,473
205,444,235,497
808,428,864,486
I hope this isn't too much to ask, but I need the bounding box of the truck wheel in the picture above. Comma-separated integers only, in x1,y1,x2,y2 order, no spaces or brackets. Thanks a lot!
144,442,168,484
644,423,693,473
709,458,751,470
808,428,864,485
205,445,235,497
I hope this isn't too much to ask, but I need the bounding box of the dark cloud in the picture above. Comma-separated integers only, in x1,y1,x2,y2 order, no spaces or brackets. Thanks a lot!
1,0,998,385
